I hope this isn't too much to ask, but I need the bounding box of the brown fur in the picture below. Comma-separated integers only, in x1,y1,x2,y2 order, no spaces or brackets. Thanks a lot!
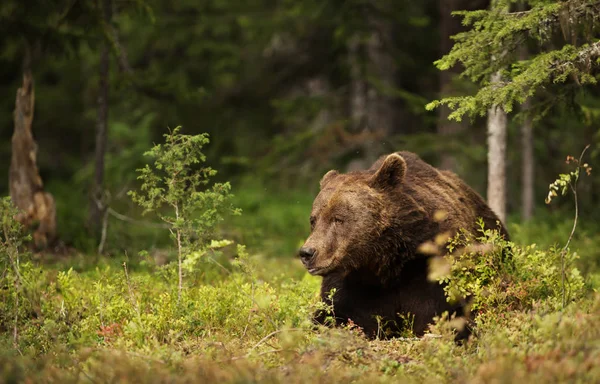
299,152,508,338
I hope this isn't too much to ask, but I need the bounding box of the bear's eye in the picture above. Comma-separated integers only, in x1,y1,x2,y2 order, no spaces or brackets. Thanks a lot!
333,217,344,224
310,216,316,230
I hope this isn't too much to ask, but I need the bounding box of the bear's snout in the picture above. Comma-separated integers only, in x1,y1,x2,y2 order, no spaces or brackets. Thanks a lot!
298,247,316,266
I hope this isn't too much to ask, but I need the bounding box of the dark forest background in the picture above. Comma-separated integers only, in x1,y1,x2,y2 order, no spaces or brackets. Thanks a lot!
2,0,598,257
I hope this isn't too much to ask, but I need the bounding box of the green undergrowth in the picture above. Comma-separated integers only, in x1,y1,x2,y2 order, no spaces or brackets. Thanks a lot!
2,160,600,384
2,294,599,383
510,210,600,279
1,224,599,383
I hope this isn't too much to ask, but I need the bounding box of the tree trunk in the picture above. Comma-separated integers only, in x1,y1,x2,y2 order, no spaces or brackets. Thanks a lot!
346,34,370,171
306,76,332,133
348,34,367,133
365,18,395,160
518,4,534,221
89,0,112,236
347,19,396,169
437,0,491,171
487,71,508,224
437,0,465,171
521,99,534,220
10,65,57,248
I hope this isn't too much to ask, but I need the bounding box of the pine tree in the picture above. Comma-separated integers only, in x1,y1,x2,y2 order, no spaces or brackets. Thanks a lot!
427,0,600,221
427,0,600,120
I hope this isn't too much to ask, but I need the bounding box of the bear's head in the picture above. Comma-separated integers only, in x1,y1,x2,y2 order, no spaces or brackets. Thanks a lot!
299,153,428,279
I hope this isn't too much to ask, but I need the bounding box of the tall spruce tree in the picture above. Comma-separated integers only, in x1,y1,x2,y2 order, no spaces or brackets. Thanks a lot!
428,0,600,221
427,0,600,119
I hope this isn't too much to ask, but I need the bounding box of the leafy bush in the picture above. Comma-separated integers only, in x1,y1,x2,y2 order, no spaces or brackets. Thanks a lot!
435,220,585,317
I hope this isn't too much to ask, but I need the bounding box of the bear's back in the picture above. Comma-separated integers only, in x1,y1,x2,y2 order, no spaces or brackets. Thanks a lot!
371,151,507,239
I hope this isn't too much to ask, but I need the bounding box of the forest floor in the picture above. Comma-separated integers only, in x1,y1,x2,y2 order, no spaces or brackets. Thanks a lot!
1,253,599,383
1,187,600,383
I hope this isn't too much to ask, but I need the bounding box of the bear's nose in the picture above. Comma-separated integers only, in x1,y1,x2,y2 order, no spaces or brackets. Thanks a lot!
298,247,316,265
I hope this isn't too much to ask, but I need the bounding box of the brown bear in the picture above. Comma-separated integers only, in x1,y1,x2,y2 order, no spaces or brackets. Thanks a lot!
299,151,508,338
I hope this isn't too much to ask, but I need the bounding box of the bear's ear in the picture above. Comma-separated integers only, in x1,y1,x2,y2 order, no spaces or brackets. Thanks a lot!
320,170,339,189
369,154,407,190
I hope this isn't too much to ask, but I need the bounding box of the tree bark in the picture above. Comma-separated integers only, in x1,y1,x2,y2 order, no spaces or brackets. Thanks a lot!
487,71,508,224
437,0,491,171
437,0,465,171
10,63,57,248
347,18,396,168
346,34,370,171
348,34,367,133
518,3,534,221
306,77,332,133
89,0,112,236
365,18,395,159
521,99,534,220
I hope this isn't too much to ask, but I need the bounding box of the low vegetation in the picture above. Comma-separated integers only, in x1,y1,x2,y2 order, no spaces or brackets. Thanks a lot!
1,134,599,383
0,224,598,383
